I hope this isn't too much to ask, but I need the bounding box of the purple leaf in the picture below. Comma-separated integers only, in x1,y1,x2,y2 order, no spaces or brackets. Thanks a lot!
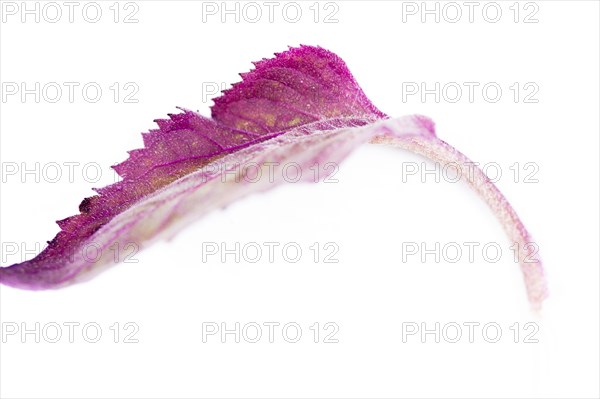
0,45,547,309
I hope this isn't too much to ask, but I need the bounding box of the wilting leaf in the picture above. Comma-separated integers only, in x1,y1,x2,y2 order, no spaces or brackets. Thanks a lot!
0,45,547,309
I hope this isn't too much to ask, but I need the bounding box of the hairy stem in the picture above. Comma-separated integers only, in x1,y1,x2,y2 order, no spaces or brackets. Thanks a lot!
371,134,548,309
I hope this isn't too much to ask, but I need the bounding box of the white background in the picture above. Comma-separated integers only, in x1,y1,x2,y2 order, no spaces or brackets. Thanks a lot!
0,1,599,398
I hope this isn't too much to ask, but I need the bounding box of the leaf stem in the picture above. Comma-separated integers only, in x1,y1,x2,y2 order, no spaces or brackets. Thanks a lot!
371,134,548,310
